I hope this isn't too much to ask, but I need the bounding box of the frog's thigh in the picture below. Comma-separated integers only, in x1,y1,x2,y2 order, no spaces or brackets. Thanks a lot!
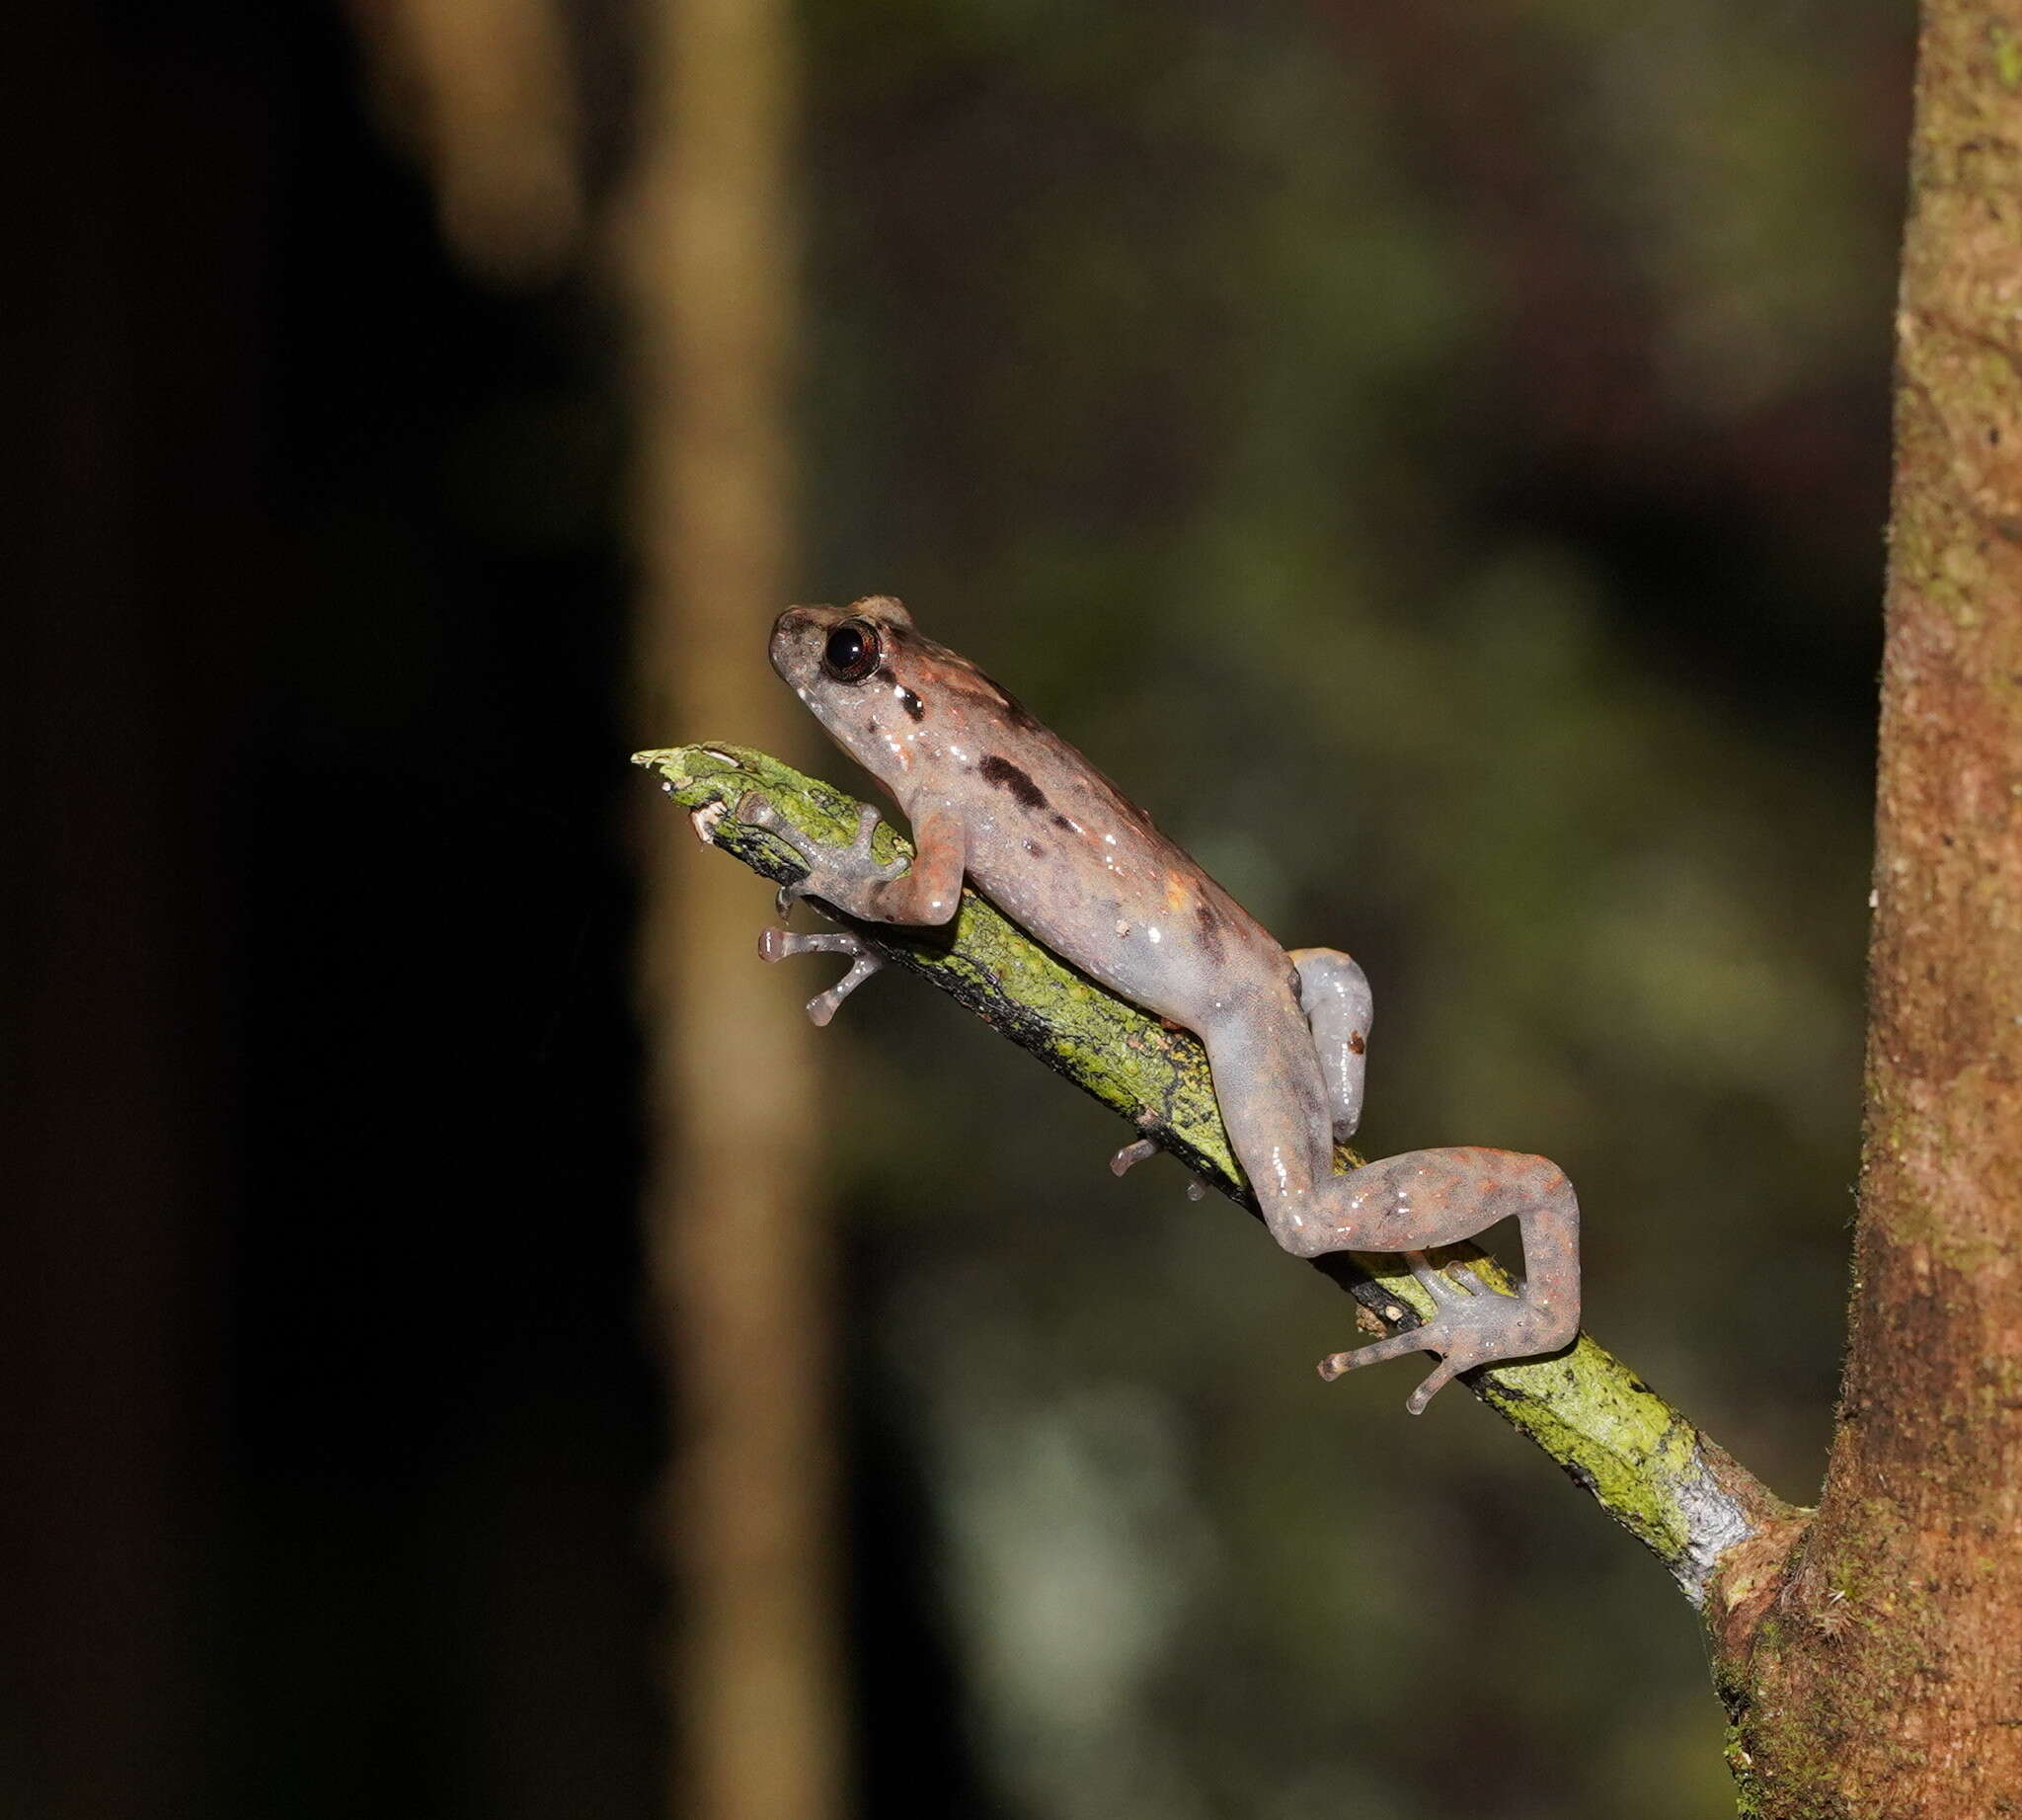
1288,947,1371,1143
1196,1008,1340,1240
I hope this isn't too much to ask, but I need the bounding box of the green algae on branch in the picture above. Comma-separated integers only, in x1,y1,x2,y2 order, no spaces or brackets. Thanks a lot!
634,742,1799,1604
637,743,1239,1180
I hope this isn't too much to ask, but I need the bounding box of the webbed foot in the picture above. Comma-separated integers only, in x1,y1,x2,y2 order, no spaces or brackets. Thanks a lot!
757,925,886,1026
1316,1250,1571,1414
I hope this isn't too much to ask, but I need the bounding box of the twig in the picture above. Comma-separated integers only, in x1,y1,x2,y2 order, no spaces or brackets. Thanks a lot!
636,742,1803,1607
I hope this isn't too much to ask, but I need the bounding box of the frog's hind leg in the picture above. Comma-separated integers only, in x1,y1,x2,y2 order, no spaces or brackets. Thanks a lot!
1307,1149,1581,1412
1289,947,1372,1142
1200,996,1580,1411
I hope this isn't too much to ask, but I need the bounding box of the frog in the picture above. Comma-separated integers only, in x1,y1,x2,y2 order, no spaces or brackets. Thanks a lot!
735,595,1580,1412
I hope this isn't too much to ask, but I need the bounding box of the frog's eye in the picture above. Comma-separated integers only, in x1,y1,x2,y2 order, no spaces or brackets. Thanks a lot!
821,620,882,683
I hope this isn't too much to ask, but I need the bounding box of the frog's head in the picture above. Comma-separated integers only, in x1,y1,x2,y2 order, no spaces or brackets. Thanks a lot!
770,594,912,696
773,594,1039,790
770,594,949,784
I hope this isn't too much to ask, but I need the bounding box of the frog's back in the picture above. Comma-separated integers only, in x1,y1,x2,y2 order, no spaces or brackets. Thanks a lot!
896,662,1290,1022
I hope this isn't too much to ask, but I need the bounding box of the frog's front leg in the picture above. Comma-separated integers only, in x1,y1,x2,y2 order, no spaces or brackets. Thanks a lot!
737,793,968,1021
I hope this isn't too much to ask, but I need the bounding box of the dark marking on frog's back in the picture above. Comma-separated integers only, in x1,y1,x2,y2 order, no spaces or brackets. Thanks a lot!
980,754,1049,812
1022,837,1046,858
969,668,1045,734
1194,900,1227,965
898,687,925,722
1050,813,1073,832
944,677,1042,738
942,659,1043,732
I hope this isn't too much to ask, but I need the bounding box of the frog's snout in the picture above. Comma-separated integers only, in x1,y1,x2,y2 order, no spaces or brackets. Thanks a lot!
769,604,827,681
771,604,818,648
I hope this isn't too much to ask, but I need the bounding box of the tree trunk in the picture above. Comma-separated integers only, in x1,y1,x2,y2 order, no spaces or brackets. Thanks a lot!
625,3,847,1818
1711,3,2022,1809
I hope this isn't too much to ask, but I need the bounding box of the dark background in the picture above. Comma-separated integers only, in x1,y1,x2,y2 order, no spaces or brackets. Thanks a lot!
7,1,1908,1815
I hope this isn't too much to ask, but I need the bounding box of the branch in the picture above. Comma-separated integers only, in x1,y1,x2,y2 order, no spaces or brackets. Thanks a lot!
637,742,1802,1607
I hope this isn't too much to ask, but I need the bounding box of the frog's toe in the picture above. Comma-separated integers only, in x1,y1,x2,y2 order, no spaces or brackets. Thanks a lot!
1405,1250,1472,1304
1315,1326,1428,1384
1110,1137,1159,1177
1321,1289,1570,1412
1405,1251,1503,1305
1404,1360,1463,1415
737,791,824,870
1316,1324,1470,1413
836,805,904,882
757,926,885,1025
1451,1262,1496,1299
735,790,782,831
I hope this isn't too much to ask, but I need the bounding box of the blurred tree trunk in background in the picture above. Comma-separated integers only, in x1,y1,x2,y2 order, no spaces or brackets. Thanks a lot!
347,0,583,283
624,5,845,1820
1712,2,2022,1808
350,0,843,1806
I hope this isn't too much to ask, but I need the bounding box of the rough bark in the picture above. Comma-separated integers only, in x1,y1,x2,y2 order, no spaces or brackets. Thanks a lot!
1709,4,2022,1810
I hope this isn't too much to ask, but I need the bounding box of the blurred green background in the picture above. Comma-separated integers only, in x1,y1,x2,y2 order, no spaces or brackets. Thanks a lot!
9,0,1908,1815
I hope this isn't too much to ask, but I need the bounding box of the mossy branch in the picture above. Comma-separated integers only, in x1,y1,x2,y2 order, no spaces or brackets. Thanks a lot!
637,742,1802,1610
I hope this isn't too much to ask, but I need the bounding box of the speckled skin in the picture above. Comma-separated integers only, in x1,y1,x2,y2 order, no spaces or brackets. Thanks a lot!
740,596,1580,1411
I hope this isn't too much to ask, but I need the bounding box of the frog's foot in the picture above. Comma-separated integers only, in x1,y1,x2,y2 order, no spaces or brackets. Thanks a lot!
1111,1137,1212,1200
737,793,905,915
757,926,886,1027
1110,1136,1160,1177
1316,1250,1562,1414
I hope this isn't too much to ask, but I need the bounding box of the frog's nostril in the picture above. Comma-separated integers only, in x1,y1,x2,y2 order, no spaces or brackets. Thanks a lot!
770,608,826,663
